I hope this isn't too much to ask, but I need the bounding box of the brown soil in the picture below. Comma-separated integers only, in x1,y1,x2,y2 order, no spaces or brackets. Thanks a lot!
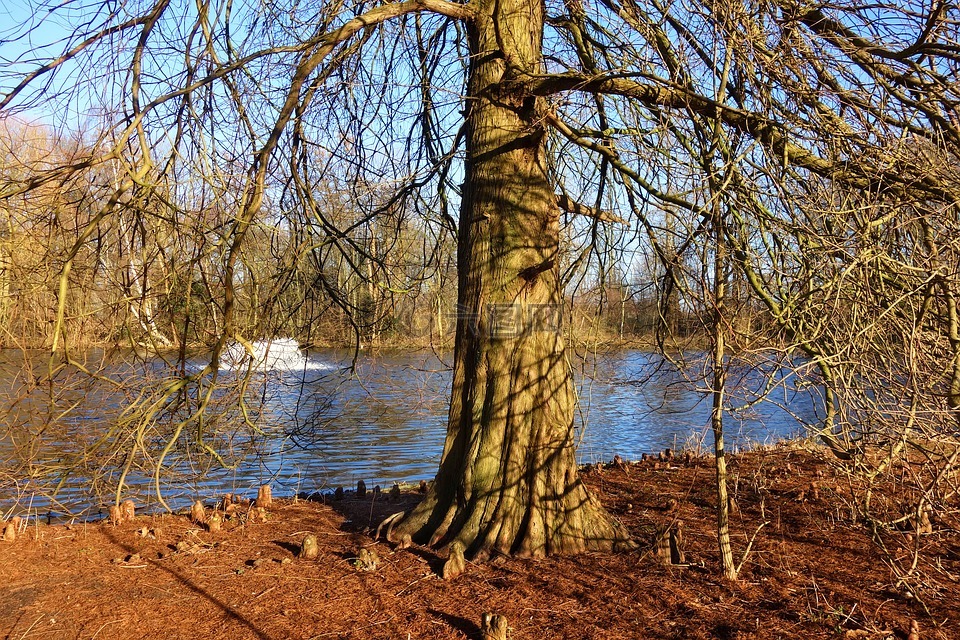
1,447,957,639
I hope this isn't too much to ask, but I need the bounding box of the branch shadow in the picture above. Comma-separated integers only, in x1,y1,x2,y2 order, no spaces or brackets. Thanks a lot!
103,528,272,640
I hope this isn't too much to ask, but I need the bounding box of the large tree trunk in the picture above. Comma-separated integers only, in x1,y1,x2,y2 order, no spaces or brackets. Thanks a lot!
389,0,632,558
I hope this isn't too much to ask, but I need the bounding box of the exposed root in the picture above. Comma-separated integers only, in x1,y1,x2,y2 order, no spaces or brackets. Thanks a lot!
387,482,634,559
375,510,406,542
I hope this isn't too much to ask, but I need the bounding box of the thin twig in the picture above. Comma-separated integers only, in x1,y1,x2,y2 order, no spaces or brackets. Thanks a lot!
736,520,769,575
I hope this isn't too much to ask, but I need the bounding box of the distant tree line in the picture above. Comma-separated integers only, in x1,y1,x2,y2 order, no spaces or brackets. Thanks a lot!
1,117,736,351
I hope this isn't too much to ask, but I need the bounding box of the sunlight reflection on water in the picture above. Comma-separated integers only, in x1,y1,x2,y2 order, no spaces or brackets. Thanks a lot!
0,348,822,518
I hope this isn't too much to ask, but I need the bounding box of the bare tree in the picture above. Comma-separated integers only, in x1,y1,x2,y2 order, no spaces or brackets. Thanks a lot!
3,0,959,561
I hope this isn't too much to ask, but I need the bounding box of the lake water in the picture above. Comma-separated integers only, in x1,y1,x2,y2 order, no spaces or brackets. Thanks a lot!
0,347,823,519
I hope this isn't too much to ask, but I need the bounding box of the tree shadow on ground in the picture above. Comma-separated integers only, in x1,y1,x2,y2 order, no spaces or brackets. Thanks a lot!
103,528,272,640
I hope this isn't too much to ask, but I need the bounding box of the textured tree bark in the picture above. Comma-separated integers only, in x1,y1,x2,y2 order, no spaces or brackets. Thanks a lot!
389,0,632,558
712,221,737,580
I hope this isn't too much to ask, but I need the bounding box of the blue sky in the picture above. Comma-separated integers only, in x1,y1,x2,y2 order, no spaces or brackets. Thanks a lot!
1,0,133,127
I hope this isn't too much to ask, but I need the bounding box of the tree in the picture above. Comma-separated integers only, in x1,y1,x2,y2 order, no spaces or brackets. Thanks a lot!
3,0,960,560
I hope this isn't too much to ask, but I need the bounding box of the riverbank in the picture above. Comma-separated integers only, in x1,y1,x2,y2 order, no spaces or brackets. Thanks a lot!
0,447,956,639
